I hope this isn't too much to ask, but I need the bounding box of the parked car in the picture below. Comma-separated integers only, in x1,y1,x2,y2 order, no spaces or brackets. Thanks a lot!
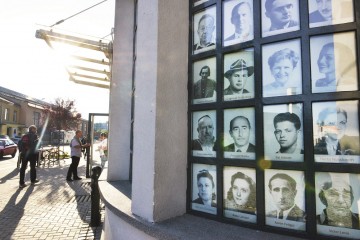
0,138,17,159
0,134,10,139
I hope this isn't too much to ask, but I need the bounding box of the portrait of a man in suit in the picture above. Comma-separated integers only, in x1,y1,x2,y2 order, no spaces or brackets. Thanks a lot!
267,173,306,222
194,13,216,52
224,116,255,153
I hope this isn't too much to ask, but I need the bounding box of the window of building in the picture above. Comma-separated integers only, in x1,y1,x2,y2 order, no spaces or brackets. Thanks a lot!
188,1,360,239
4,108,9,121
13,110,17,123
33,112,40,126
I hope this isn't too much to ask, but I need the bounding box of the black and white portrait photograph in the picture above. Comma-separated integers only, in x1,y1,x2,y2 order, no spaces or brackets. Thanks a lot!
262,39,302,97
224,48,254,101
223,166,257,223
261,0,300,38
192,111,217,158
192,163,217,215
223,107,256,160
313,100,360,164
310,32,358,93
223,0,254,47
194,0,210,7
308,0,354,28
265,169,306,230
193,7,216,54
263,103,304,162
192,57,217,104
315,172,360,238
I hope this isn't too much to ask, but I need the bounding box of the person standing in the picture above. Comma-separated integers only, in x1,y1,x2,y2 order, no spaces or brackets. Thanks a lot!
98,132,108,168
67,130,89,181
19,125,39,188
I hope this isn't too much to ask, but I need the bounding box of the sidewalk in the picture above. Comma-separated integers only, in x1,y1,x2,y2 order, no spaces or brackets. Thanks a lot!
0,151,104,240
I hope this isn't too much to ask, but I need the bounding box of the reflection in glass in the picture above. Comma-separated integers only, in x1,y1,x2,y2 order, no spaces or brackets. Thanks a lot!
313,103,360,156
223,0,254,46
261,0,300,37
193,9,216,54
309,0,354,28
311,33,358,93
316,172,360,232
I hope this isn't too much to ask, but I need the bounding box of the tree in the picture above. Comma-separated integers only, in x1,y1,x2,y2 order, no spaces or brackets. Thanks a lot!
41,98,82,143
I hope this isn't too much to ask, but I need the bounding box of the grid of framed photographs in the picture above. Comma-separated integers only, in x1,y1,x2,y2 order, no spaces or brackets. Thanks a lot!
188,0,360,239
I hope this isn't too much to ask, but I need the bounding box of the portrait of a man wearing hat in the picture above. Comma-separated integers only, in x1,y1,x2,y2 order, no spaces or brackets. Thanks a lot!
224,59,254,96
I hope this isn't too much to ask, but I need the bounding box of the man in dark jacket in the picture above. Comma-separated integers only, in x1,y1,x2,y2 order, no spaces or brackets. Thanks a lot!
19,125,39,188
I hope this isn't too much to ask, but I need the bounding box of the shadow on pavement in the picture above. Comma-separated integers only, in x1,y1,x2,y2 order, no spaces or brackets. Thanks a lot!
0,186,34,239
0,168,19,184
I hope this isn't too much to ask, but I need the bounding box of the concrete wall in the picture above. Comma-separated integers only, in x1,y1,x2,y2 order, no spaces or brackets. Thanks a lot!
107,0,188,225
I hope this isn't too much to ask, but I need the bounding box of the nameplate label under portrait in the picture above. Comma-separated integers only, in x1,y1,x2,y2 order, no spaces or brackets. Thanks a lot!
265,153,304,162
317,225,360,239
193,150,216,158
266,217,306,231
224,210,256,223
224,152,255,160
224,94,254,101
191,203,217,215
315,155,360,164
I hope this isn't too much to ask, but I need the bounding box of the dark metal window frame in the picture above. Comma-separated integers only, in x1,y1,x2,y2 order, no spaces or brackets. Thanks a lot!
187,0,360,239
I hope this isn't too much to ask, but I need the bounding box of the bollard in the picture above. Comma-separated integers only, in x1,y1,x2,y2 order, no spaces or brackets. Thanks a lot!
90,166,102,227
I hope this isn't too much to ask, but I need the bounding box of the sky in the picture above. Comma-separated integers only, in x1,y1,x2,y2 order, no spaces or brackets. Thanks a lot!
0,0,115,119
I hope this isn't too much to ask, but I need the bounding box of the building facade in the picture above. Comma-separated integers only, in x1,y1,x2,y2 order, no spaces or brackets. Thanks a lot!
101,1,360,239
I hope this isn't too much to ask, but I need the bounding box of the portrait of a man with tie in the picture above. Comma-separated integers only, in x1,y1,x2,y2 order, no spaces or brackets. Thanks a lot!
224,116,255,153
266,173,306,222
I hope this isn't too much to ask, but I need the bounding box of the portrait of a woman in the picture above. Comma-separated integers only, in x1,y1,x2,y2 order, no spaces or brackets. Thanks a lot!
193,170,217,207
263,48,301,97
313,42,357,91
224,171,256,214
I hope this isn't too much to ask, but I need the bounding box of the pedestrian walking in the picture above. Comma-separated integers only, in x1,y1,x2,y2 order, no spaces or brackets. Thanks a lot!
19,125,39,188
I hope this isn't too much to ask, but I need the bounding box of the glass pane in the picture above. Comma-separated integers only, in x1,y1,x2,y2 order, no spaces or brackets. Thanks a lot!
309,0,354,28
224,48,255,101
262,39,302,97
263,103,304,162
312,100,360,163
315,172,360,238
265,169,306,230
223,107,256,160
192,57,217,104
193,7,217,54
192,163,217,215
261,0,300,37
192,111,217,158
311,32,358,93
223,166,257,223
223,0,254,47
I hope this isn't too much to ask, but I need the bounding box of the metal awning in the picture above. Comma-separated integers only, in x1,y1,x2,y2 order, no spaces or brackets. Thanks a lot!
35,29,112,89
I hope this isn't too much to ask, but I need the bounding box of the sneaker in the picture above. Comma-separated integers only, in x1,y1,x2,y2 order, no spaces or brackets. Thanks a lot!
73,177,82,180
31,179,40,185
19,183,27,189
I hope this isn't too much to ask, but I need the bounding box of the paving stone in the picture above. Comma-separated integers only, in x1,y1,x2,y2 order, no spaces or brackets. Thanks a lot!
0,155,104,240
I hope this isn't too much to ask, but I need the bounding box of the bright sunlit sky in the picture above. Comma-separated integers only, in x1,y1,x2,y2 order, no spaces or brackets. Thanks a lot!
0,0,115,119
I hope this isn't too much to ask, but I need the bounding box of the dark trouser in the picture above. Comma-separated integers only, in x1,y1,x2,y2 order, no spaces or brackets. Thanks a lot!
67,156,80,179
19,153,37,184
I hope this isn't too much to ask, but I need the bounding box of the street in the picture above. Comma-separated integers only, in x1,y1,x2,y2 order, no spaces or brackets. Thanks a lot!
0,149,103,240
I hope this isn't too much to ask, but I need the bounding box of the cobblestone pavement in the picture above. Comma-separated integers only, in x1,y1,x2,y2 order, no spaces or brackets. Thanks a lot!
0,150,104,240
